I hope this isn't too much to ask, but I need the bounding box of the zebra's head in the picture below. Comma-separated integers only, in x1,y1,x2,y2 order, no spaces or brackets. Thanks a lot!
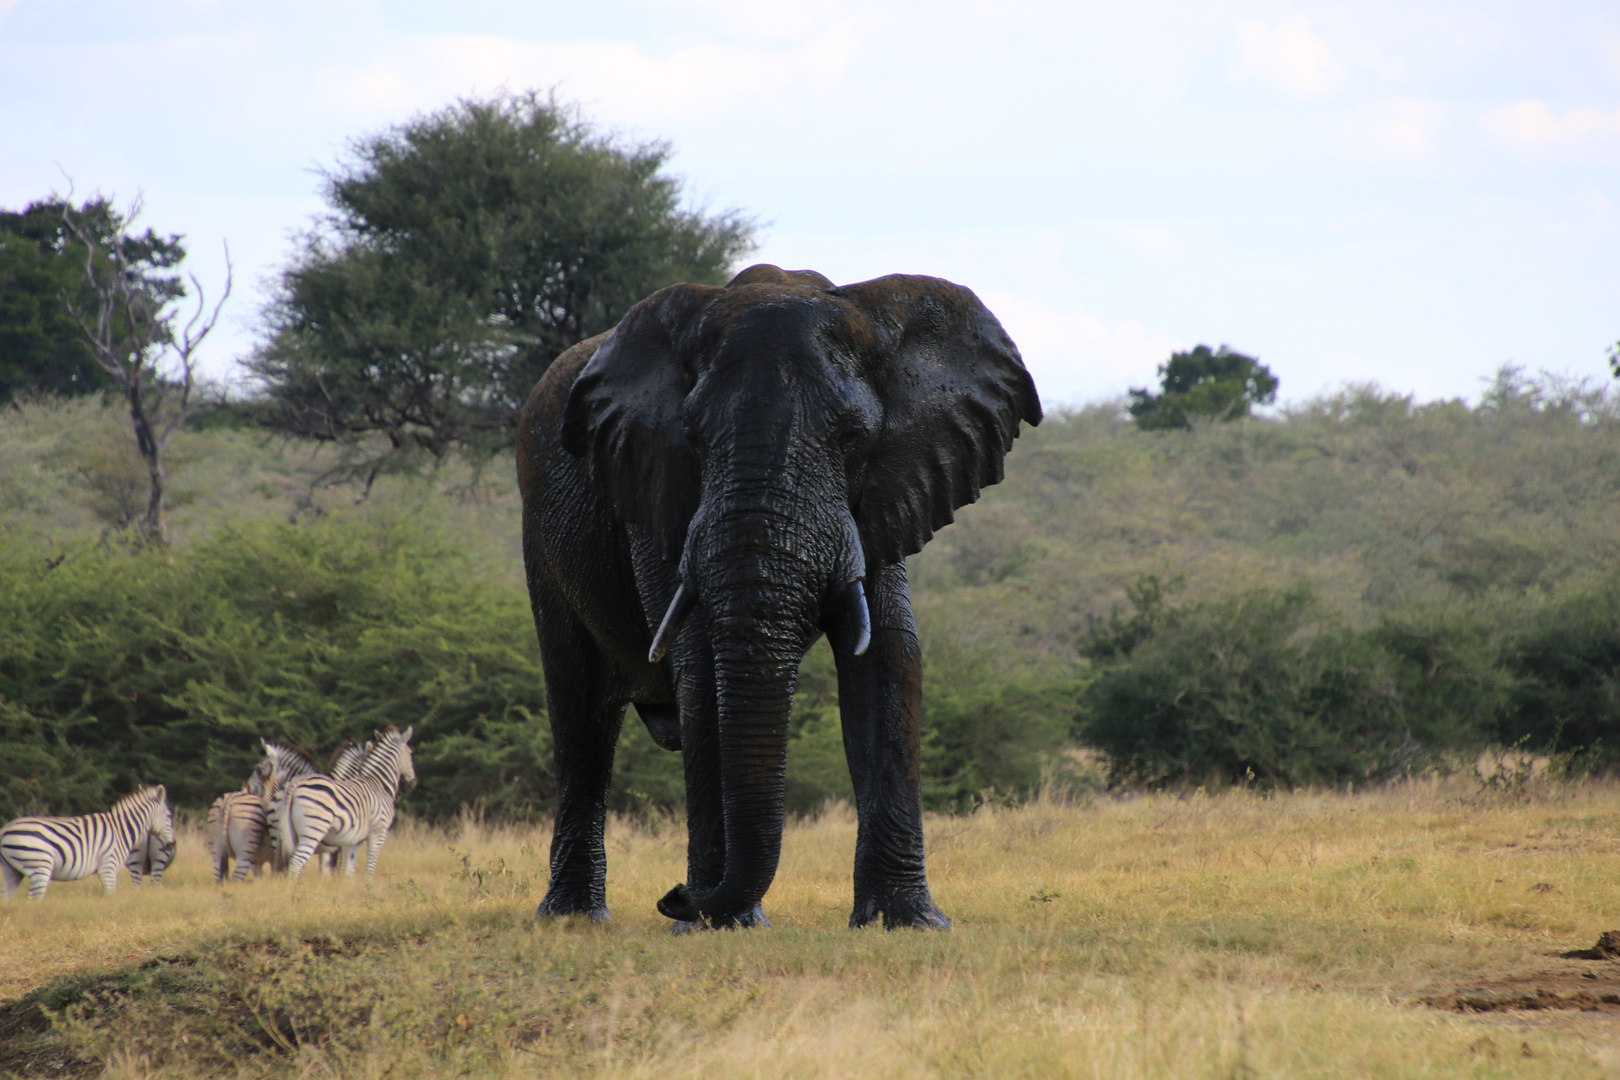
364,726,417,789
144,784,175,846
260,738,320,795
246,758,274,798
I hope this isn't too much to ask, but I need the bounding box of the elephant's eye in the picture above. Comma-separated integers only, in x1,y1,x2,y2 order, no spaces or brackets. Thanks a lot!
834,390,880,450
680,411,707,452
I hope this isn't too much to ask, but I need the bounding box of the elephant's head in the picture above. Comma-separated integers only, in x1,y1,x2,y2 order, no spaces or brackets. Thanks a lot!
562,264,1041,921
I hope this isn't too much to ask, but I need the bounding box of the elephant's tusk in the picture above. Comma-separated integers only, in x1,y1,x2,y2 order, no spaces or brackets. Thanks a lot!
648,583,697,663
846,580,871,657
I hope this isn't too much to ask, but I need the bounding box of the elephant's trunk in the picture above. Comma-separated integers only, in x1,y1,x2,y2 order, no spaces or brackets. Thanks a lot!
657,477,867,924
658,645,799,922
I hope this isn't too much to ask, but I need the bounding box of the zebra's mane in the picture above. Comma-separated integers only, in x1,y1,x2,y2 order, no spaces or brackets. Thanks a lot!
327,738,358,770
264,740,320,769
356,726,410,773
111,785,164,810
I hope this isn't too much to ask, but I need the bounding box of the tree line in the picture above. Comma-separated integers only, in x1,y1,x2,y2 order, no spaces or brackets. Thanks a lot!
5,87,1618,819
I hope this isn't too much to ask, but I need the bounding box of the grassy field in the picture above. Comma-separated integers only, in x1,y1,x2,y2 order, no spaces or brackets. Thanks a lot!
5,780,1620,1079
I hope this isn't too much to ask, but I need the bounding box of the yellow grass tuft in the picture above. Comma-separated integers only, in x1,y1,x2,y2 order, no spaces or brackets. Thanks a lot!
4,780,1620,1078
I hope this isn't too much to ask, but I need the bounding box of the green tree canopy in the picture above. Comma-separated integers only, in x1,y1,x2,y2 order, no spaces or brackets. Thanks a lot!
1127,344,1278,430
0,198,185,404
248,91,756,474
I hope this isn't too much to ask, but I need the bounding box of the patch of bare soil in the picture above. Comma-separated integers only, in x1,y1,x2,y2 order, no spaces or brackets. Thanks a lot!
1425,932,1620,1014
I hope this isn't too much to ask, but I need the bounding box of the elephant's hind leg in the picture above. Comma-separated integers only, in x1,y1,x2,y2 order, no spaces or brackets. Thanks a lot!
534,579,627,922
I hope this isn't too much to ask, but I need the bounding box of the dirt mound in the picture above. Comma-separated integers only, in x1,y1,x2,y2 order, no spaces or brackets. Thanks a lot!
1562,930,1620,961
1427,933,1620,1014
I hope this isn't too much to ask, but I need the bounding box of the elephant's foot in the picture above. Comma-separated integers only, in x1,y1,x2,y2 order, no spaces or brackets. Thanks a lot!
850,888,950,931
658,886,772,931
712,902,772,930
537,891,610,922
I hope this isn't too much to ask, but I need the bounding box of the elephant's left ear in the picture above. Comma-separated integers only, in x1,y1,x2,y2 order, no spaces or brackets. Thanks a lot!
562,284,717,559
838,275,1042,566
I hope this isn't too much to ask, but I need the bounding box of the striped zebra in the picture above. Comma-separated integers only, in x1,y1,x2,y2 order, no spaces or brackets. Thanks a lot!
278,726,415,879
126,831,177,885
208,759,275,883
260,740,324,871
1,786,174,900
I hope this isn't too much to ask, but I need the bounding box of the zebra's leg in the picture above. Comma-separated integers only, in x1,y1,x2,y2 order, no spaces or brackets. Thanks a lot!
286,817,329,879
27,867,51,900
2,858,21,900
232,851,253,883
343,846,360,875
364,830,388,878
99,857,119,895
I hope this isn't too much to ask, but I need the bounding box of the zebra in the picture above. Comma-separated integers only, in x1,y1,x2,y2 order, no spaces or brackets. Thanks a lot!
126,831,177,885
1,786,174,900
259,739,324,871
208,758,275,883
278,726,415,879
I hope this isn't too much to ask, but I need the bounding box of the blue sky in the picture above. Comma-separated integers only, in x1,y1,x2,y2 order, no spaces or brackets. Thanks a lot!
2,0,1616,407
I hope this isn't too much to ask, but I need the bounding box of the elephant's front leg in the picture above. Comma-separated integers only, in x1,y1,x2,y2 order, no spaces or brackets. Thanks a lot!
535,587,625,921
826,562,949,930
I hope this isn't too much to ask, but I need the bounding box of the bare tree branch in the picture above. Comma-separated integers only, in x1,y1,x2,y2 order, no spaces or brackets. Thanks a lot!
57,190,231,545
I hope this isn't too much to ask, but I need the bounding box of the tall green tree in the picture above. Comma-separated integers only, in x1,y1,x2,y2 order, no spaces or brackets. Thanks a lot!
249,91,755,480
0,198,185,403
1128,344,1278,430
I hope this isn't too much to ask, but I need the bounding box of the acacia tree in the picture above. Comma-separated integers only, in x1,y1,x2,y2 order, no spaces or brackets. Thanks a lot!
249,90,755,485
1128,344,1278,430
61,195,231,544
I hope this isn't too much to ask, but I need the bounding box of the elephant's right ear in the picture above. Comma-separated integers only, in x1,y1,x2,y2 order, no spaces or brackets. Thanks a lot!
562,285,715,559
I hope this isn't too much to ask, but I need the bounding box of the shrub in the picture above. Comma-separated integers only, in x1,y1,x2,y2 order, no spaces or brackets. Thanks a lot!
1077,585,1418,787
0,515,552,820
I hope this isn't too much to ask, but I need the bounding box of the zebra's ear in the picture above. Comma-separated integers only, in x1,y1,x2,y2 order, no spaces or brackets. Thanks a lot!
402,726,413,744
154,784,166,801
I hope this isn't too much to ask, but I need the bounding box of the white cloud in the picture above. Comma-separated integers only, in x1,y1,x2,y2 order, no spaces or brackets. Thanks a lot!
1480,100,1620,152
981,290,1181,407
1343,98,1447,162
300,22,868,132
1232,14,1343,97
1103,223,1186,267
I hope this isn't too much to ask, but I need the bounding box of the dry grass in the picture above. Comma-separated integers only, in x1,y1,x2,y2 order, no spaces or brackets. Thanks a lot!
5,781,1620,1078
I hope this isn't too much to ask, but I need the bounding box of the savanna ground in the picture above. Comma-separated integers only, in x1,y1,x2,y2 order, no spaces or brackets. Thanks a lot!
5,777,1620,1079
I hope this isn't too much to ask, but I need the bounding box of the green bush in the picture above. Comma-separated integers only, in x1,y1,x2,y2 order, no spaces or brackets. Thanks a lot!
1502,577,1620,754
1078,585,1421,787
0,515,552,820
1077,571,1620,787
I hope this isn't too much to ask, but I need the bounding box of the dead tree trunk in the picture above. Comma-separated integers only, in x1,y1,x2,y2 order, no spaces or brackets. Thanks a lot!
62,195,231,545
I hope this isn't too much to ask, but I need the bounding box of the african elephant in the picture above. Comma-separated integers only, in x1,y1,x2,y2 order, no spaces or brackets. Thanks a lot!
516,264,1041,930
